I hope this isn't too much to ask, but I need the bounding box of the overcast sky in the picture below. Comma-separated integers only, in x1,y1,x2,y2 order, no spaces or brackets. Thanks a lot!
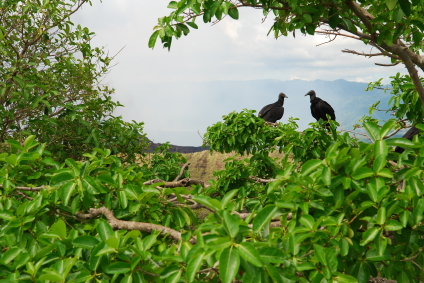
73,0,410,146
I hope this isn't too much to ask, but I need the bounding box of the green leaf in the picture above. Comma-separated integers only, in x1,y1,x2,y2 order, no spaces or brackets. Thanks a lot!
299,215,315,230
59,181,75,206
186,252,204,282
303,13,312,23
221,189,239,208
352,167,374,180
384,219,403,231
97,219,113,241
252,205,279,234
301,159,322,176
105,262,131,274
334,272,358,283
237,242,263,267
228,5,239,19
373,154,386,174
321,166,331,185
206,237,232,250
399,0,411,16
259,247,285,263
72,236,100,249
314,244,327,266
143,234,157,251
374,140,388,157
1,247,21,264
266,264,294,283
0,211,14,221
186,22,198,29
38,268,62,282
23,135,37,150
360,227,380,246
50,219,66,239
51,172,74,187
364,122,381,141
376,207,386,225
386,138,416,148
223,211,239,238
192,195,222,211
167,1,178,9
386,0,398,10
219,247,240,283
148,30,160,49
275,200,296,210
328,6,339,28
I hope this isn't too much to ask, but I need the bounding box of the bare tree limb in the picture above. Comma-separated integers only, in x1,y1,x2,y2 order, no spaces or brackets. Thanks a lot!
173,163,190,182
0,185,44,191
75,207,195,243
249,176,277,183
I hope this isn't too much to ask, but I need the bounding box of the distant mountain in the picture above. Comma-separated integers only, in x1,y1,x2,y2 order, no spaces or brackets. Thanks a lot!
130,79,395,146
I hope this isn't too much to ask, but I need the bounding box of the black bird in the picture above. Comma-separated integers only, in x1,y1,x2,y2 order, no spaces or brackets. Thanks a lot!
394,126,420,153
258,92,288,123
304,90,336,122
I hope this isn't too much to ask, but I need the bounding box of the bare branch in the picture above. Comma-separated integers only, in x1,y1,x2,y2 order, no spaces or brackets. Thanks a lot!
75,207,194,243
249,176,277,183
0,185,44,191
173,163,190,182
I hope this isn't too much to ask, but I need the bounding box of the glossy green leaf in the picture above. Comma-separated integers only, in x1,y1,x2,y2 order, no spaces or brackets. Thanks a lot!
334,272,358,283
376,207,386,225
237,242,263,267
148,30,159,48
364,122,381,141
301,159,322,176
252,205,279,234
360,227,380,246
50,219,66,239
104,262,131,274
97,219,113,241
223,211,239,238
219,247,240,283
259,247,285,263
72,236,100,249
352,167,374,180
221,189,239,209
186,252,204,282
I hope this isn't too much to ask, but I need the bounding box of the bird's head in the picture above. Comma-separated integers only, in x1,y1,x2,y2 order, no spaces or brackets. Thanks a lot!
279,92,288,100
304,90,316,100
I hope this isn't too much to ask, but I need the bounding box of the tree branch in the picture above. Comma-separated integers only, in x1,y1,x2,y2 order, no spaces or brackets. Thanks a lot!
75,207,194,243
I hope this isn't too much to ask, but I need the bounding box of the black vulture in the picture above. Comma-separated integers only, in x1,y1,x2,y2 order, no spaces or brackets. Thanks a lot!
258,92,288,123
304,90,336,122
394,126,420,153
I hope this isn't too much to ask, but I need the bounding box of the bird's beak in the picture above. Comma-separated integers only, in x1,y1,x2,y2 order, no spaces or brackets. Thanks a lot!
304,93,309,96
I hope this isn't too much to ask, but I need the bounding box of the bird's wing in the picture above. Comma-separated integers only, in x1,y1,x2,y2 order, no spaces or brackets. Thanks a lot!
258,104,272,118
403,126,419,140
318,100,336,120
272,107,284,121
310,104,320,121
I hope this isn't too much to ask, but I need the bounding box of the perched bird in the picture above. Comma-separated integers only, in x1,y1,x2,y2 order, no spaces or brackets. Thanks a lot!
394,126,420,153
304,90,336,122
258,92,288,123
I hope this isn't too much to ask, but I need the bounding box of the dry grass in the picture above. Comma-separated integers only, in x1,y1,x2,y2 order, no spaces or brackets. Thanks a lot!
183,150,285,181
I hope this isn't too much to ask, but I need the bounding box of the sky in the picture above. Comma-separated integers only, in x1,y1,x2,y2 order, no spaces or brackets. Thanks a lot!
73,0,410,146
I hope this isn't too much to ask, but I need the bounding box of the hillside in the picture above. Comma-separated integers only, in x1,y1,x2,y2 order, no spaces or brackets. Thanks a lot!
184,150,285,181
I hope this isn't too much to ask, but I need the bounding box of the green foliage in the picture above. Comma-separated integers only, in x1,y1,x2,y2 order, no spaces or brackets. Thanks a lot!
0,0,148,162
144,142,190,181
368,73,424,125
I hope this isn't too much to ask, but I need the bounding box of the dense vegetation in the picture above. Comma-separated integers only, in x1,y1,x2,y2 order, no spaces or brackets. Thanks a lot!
1,0,424,282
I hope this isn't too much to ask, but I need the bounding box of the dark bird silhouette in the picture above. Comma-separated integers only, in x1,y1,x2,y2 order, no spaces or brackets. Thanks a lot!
304,90,336,122
394,126,420,153
258,92,288,123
